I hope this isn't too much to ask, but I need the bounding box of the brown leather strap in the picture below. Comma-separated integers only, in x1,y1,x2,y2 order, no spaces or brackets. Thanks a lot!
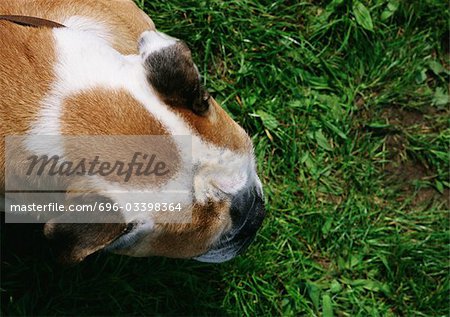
0,15,65,28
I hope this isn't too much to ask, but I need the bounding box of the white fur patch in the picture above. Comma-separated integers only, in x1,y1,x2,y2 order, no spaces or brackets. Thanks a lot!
63,16,114,45
138,30,177,59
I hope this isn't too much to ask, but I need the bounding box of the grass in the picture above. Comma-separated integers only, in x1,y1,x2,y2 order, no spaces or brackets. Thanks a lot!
2,0,449,316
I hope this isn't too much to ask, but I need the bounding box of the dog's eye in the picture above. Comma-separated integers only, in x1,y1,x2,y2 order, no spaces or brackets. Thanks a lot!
193,90,211,115
202,91,210,104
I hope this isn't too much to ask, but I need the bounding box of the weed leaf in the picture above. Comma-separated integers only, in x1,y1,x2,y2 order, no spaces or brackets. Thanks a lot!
432,87,449,107
256,110,279,131
322,294,333,317
322,217,333,235
330,280,342,293
415,68,427,84
307,282,321,309
435,180,444,194
315,130,332,151
381,0,399,21
428,60,446,75
353,1,374,31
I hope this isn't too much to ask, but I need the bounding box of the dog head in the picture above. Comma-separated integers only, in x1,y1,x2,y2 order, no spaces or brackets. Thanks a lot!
39,30,266,263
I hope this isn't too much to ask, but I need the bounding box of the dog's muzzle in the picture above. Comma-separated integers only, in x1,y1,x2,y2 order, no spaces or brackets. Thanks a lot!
194,185,266,263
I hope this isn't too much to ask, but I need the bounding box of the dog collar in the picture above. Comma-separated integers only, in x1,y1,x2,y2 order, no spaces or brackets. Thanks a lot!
0,15,65,28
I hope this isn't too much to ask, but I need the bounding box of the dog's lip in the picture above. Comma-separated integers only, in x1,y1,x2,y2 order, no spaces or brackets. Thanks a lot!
104,222,140,252
193,236,254,263
193,227,256,263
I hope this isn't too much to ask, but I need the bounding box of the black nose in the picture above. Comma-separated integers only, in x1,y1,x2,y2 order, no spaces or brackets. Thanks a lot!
230,186,266,240
193,185,266,263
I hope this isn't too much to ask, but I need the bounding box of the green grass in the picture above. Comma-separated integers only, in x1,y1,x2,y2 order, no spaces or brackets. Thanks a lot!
2,0,449,316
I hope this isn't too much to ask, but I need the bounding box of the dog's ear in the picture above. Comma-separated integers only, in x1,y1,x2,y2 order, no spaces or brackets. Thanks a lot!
140,31,210,115
44,195,127,264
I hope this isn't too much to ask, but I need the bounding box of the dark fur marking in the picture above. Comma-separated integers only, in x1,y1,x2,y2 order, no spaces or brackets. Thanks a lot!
144,42,210,115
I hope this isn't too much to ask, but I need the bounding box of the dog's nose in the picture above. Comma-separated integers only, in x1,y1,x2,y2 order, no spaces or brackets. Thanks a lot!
229,185,266,240
193,184,265,263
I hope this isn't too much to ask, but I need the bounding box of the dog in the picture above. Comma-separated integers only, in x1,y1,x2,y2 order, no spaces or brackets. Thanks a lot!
0,0,265,264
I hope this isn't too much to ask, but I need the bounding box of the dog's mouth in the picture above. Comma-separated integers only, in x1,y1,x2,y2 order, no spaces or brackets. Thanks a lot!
104,222,145,252
193,232,256,263
194,190,266,263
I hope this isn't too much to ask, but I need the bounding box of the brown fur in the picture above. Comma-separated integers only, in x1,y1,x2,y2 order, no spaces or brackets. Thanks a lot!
0,0,154,55
174,98,252,153
61,89,168,136
0,22,56,189
61,89,178,188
